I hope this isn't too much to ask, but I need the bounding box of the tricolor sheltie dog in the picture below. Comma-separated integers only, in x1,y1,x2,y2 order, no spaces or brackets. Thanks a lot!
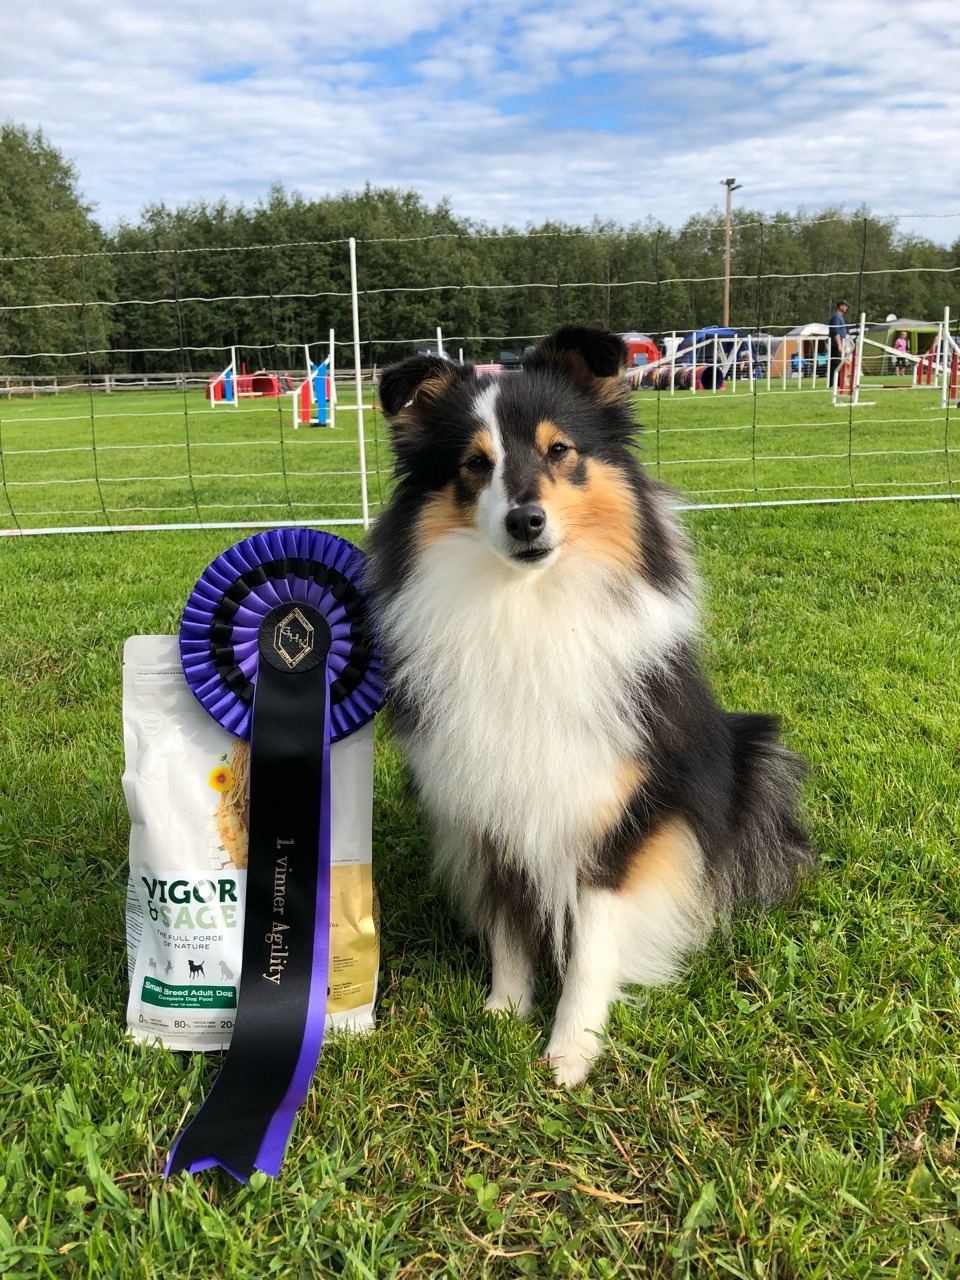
368,326,814,1085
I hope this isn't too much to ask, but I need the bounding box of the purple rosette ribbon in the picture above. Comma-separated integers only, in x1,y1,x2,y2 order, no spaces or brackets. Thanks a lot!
166,528,384,1183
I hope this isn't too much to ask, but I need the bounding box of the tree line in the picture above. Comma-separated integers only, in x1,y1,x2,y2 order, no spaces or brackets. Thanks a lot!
2,123,958,375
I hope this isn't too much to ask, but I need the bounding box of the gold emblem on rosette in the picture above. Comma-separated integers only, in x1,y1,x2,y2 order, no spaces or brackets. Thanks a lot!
273,607,315,669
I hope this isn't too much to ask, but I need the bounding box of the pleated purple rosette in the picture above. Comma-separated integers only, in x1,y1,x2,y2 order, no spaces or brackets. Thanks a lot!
179,526,384,743
166,528,384,1183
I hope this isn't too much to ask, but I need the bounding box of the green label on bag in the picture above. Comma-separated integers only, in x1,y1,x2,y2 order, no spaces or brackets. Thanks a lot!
141,977,237,1009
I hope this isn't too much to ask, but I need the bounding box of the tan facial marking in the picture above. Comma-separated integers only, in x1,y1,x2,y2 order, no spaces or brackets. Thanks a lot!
544,458,641,573
535,421,579,490
416,483,475,550
463,428,494,467
536,420,570,455
457,428,496,497
619,815,704,898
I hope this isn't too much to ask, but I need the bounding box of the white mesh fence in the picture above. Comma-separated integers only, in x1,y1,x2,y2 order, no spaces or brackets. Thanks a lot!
1,217,958,536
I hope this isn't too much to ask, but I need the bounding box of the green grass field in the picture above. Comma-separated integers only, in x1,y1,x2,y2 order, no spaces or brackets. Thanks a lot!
0,378,957,533
1,383,960,1276
0,388,389,532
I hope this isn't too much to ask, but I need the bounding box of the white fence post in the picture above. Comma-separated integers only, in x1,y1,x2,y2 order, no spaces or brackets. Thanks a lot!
349,237,370,530
303,343,313,404
942,306,952,410
329,327,337,430
690,333,697,396
853,311,866,406
669,331,676,395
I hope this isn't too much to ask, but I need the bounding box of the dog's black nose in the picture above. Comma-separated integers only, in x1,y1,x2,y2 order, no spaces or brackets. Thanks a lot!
505,504,546,543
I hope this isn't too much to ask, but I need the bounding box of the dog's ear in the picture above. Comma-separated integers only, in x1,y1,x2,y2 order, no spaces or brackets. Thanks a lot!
523,326,628,405
378,355,463,419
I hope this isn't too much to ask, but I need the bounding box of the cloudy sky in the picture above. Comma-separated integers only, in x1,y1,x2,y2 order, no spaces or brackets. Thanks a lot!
3,0,959,240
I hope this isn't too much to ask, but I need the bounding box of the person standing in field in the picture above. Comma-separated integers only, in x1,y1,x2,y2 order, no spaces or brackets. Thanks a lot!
894,331,909,375
827,299,849,389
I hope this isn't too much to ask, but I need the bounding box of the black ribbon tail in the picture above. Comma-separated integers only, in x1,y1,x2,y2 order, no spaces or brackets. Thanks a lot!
166,606,333,1182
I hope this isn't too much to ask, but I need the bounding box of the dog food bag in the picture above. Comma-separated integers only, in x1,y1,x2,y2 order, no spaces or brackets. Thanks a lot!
122,635,378,1051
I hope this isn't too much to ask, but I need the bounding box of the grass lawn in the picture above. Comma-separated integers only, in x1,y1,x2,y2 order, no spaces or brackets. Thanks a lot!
1,385,960,1275
0,387,393,532
0,378,957,532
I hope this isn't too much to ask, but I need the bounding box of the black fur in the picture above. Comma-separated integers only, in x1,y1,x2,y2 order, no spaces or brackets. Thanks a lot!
591,651,812,910
368,332,685,600
462,647,812,966
378,355,459,417
523,324,628,379
368,325,815,967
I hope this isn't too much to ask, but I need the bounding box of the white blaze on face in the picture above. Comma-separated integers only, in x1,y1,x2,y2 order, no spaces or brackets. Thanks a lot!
471,381,514,558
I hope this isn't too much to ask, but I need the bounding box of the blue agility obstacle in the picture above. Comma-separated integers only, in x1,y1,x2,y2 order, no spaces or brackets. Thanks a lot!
293,359,332,429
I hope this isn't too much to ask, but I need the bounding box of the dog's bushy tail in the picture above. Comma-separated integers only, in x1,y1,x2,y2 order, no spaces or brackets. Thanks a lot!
716,712,816,914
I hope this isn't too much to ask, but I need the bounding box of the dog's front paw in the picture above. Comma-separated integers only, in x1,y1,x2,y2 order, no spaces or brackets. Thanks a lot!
545,1030,601,1086
484,990,533,1018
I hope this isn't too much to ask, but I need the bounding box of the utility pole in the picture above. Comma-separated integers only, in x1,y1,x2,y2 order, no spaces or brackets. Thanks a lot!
721,177,742,328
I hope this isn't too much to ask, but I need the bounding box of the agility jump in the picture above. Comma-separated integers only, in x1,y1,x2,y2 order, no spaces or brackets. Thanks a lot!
832,312,878,407
914,307,959,408
292,332,338,429
205,333,338,425
207,348,239,406
206,349,294,405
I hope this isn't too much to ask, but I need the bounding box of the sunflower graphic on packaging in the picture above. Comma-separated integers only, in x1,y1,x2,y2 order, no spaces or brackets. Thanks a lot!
212,742,250,869
208,764,234,793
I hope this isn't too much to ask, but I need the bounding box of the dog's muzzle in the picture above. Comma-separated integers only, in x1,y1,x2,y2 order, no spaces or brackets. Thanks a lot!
505,504,551,563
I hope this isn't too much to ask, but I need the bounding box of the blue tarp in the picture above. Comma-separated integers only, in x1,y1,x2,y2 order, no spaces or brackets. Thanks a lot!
676,326,762,375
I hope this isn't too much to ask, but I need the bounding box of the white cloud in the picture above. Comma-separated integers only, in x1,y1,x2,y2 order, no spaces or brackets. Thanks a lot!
0,0,957,243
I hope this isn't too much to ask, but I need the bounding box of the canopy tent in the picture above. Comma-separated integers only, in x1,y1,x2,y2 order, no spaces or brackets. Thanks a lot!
619,332,660,367
862,318,942,375
769,324,829,378
676,326,762,377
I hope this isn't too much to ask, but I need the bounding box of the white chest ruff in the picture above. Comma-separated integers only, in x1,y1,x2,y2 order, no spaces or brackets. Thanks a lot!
382,535,697,887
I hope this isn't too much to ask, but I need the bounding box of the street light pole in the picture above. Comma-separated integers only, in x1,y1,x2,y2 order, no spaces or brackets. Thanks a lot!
721,177,742,328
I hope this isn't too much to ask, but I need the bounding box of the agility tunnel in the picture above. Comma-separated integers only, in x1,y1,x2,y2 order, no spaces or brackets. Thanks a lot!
207,367,293,402
630,364,725,391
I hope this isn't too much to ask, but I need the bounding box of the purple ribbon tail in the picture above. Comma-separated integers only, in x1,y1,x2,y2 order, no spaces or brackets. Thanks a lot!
163,1150,251,1184
254,678,332,1177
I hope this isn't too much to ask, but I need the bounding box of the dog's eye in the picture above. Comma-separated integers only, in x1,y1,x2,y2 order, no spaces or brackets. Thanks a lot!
464,453,492,475
548,442,571,461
